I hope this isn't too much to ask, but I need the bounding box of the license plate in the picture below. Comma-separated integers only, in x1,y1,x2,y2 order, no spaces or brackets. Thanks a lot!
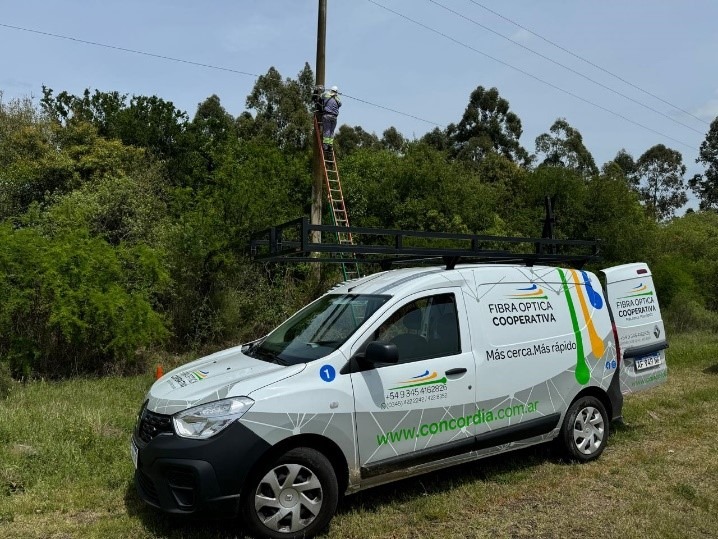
635,353,661,371
130,440,139,469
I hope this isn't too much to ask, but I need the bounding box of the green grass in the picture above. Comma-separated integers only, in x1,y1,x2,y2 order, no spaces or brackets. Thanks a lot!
1,332,717,538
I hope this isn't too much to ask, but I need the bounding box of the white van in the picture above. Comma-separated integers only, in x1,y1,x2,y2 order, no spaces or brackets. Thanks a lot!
131,255,668,539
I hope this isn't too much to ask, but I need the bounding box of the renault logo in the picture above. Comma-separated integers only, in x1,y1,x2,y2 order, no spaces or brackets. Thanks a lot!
654,325,661,338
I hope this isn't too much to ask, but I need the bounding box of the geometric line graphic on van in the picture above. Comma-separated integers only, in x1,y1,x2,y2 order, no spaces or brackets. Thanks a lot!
558,269,589,385
191,370,209,381
580,270,604,309
619,283,654,299
508,284,548,299
390,371,447,390
571,269,606,360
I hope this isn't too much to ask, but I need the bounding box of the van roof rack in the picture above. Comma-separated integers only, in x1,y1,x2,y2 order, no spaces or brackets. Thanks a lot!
249,217,600,271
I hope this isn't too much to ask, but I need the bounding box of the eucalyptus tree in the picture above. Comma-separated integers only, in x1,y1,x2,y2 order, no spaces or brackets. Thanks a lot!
535,118,598,177
446,86,529,165
635,144,687,221
689,117,718,210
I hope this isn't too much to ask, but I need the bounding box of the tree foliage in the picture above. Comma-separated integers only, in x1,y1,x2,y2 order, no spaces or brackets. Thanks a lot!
635,144,687,221
242,64,314,151
535,118,598,176
0,70,710,378
0,224,169,377
689,117,718,210
447,86,529,165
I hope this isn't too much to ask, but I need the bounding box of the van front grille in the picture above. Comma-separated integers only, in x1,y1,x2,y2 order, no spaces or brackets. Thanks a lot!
138,409,173,444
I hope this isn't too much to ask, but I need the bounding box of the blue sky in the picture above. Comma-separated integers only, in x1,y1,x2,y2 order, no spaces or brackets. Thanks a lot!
2,1,717,204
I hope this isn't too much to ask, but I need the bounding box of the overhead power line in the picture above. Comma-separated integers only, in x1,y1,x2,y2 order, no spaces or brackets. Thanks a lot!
367,0,698,151
428,0,704,136
342,93,441,126
0,23,261,79
0,22,440,128
466,0,710,126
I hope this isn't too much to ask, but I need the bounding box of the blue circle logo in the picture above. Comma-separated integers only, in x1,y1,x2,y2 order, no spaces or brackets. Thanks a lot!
320,365,336,382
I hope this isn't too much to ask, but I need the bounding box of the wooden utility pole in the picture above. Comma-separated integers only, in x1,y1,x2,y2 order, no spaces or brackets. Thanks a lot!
311,0,327,244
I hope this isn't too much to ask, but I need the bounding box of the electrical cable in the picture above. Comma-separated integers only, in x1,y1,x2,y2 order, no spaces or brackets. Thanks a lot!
0,22,441,128
0,23,261,79
428,0,704,136
341,93,441,126
367,0,698,151
466,0,710,126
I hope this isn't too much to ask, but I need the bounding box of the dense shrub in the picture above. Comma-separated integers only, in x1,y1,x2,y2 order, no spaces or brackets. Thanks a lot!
0,224,169,377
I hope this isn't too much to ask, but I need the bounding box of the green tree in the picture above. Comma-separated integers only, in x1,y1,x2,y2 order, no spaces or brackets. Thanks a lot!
40,87,190,158
609,149,638,186
242,64,314,151
584,162,655,264
190,94,236,174
447,86,529,165
335,125,381,156
535,118,598,176
0,108,149,220
40,87,206,188
381,126,407,153
164,137,309,344
689,117,718,210
341,142,499,234
518,166,588,240
635,144,687,221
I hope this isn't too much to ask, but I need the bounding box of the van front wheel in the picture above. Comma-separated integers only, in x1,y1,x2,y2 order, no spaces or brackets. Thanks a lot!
243,447,338,539
560,396,608,462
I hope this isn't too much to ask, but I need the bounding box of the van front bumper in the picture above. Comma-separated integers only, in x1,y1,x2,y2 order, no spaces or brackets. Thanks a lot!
133,420,271,515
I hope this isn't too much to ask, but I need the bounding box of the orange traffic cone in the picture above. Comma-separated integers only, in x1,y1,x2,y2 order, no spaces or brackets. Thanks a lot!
155,364,164,380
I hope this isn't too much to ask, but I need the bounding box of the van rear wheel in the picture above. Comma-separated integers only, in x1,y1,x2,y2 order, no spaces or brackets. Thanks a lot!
243,447,338,539
560,396,608,462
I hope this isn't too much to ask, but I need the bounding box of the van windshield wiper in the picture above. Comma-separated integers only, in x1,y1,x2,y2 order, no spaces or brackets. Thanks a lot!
250,347,287,366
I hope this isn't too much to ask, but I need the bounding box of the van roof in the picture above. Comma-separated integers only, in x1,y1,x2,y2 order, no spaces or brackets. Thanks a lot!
330,263,580,297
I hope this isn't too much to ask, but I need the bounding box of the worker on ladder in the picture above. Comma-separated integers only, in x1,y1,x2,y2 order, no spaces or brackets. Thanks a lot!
320,85,341,153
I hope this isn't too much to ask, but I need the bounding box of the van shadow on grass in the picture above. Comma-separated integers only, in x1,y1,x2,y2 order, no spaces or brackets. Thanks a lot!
123,446,555,538
703,363,718,375
124,439,615,538
124,481,250,539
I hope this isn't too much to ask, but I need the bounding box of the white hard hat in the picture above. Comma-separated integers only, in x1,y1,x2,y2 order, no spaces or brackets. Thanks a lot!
331,85,339,93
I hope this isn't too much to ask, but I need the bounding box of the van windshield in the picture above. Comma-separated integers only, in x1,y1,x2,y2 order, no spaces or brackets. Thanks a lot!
247,294,390,365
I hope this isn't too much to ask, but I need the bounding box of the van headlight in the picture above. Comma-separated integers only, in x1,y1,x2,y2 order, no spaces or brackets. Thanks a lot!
173,397,254,439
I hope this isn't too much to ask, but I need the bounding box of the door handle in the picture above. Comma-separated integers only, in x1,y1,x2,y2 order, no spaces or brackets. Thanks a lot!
445,368,467,376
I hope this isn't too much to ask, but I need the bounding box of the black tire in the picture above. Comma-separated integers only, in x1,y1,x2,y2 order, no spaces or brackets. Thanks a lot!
242,447,338,539
559,396,609,462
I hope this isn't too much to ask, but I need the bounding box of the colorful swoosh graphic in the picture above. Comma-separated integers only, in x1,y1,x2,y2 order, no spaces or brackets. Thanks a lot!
558,268,590,385
390,371,447,390
509,284,548,299
571,269,606,360
191,370,209,381
581,270,603,309
619,283,654,299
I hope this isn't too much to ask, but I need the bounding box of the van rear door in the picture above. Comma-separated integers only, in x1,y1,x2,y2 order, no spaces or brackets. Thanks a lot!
602,263,668,394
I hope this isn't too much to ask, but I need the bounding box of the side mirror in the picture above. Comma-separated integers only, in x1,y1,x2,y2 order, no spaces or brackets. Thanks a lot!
365,342,399,365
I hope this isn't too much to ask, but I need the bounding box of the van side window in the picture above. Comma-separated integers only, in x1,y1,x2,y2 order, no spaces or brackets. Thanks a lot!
371,293,460,364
